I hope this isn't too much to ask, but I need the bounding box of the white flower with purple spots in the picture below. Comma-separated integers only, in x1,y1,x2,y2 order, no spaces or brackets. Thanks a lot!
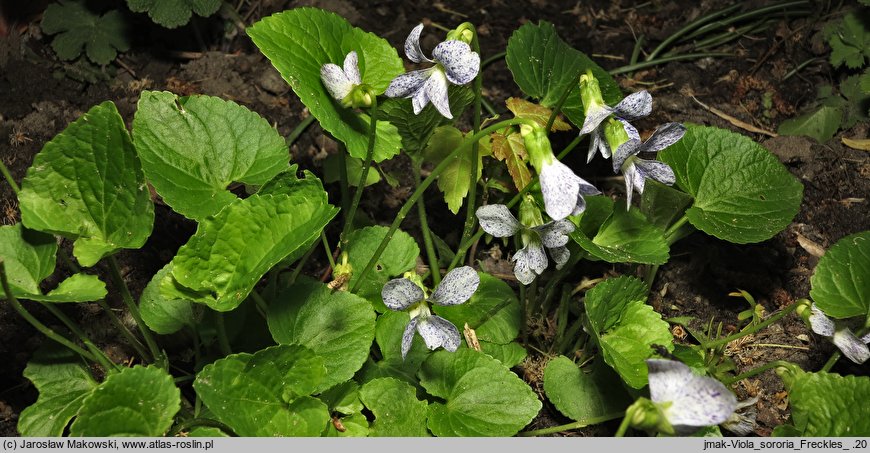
475,204,574,285
613,122,685,208
320,51,366,107
578,71,652,163
381,266,480,358
384,24,480,119
807,303,870,364
647,359,737,436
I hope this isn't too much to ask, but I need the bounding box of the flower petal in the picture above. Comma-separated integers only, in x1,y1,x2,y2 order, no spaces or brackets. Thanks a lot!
622,163,638,208
412,82,429,114
634,158,676,187
613,139,641,173
613,90,652,120
417,315,461,352
621,118,641,141
433,40,480,85
534,219,575,248
549,245,570,269
382,278,424,311
513,242,548,276
404,24,432,63
321,63,353,101
401,315,420,359
640,123,686,154
385,68,431,98
424,70,452,118
430,266,480,306
579,104,613,135
586,131,601,163
808,304,835,337
343,51,361,85
539,159,582,220
476,204,521,237
833,329,870,364
512,248,537,285
647,359,737,434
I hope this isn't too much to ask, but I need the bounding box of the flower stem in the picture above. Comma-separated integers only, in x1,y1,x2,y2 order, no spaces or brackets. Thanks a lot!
352,118,535,292
701,301,799,350
722,360,796,385
0,159,20,196
415,167,441,286
108,255,163,365
337,142,351,225
213,310,232,357
321,231,336,271
341,98,379,248
285,115,316,147
0,261,99,363
288,241,318,285
519,411,624,436
820,351,841,373
94,298,150,360
458,34,484,267
39,302,117,371
614,411,634,437
546,69,584,133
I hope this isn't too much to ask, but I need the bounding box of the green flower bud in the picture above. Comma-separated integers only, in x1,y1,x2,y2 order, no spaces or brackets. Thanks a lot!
520,123,553,171
628,398,668,433
447,22,476,44
518,195,544,228
343,85,375,109
579,70,606,116
603,118,631,153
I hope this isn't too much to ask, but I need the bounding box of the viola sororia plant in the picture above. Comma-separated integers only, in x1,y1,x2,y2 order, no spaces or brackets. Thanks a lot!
2,5,868,439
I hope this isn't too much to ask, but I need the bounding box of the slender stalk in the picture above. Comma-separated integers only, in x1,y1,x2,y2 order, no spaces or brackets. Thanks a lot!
0,160,19,195
321,231,336,271
341,98,379,247
337,143,351,225
782,57,823,82
57,248,81,274
108,255,162,364
702,302,799,350
519,411,624,436
458,35,484,264
645,3,742,61
481,51,506,69
95,298,150,360
168,418,239,437
1,262,98,362
248,290,269,316
352,118,535,292
663,214,690,242
481,98,498,117
286,115,316,147
213,310,232,357
288,241,318,285
615,408,635,437
629,35,645,66
546,69,585,133
40,303,116,371
415,168,441,286
610,53,732,76
821,351,841,373
680,1,810,42
722,360,795,385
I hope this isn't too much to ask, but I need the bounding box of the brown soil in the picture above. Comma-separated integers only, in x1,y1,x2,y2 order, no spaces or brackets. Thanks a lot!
1,0,868,437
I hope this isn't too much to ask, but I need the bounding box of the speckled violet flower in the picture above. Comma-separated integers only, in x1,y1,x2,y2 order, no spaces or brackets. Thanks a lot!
578,71,652,163
612,122,685,208
384,24,480,119
808,303,870,364
475,204,574,285
320,51,364,106
381,266,480,358
647,359,737,436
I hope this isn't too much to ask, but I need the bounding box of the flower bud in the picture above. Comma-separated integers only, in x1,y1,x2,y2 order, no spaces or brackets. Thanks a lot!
603,118,631,155
447,22,475,44
579,70,606,117
520,123,553,171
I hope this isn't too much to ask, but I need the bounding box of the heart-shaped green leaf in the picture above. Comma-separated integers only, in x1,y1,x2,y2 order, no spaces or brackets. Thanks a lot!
419,349,541,436
0,224,57,297
479,341,527,368
247,8,404,162
267,277,375,392
19,101,153,267
18,345,97,436
658,125,803,244
777,369,870,436
161,193,338,312
140,264,196,335
571,200,669,265
42,1,130,64
133,91,290,220
126,0,220,28
193,344,329,437
810,231,870,319
433,271,521,344
377,86,475,153
345,226,419,309
584,276,673,389
543,356,631,423
70,365,180,436
506,21,622,128
360,378,429,437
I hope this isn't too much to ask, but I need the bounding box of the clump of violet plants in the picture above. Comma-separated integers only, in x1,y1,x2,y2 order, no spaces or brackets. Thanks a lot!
1,6,868,438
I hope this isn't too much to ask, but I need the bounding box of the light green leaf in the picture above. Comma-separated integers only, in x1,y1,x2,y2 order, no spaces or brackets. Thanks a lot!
376,86,475,153
161,193,338,312
778,104,843,143
126,0,220,28
423,126,488,214
41,0,130,64
0,224,57,297
323,154,381,187
585,276,673,389
419,349,541,437
543,356,632,423
247,8,404,162
133,91,290,220
779,369,870,436
659,125,803,244
193,344,329,437
345,226,419,309
324,412,369,437
810,231,870,319
359,311,430,386
70,366,180,436
140,264,196,334
25,274,107,303
433,272,521,344
19,101,154,267
318,381,363,415
267,277,375,392
479,341,527,368
360,378,429,437
570,200,669,264
18,345,97,436
506,21,622,128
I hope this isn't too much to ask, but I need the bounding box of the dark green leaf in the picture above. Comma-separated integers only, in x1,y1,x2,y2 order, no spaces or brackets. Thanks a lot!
126,0,220,28
543,356,631,423
42,1,129,64
810,231,870,319
779,369,870,436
